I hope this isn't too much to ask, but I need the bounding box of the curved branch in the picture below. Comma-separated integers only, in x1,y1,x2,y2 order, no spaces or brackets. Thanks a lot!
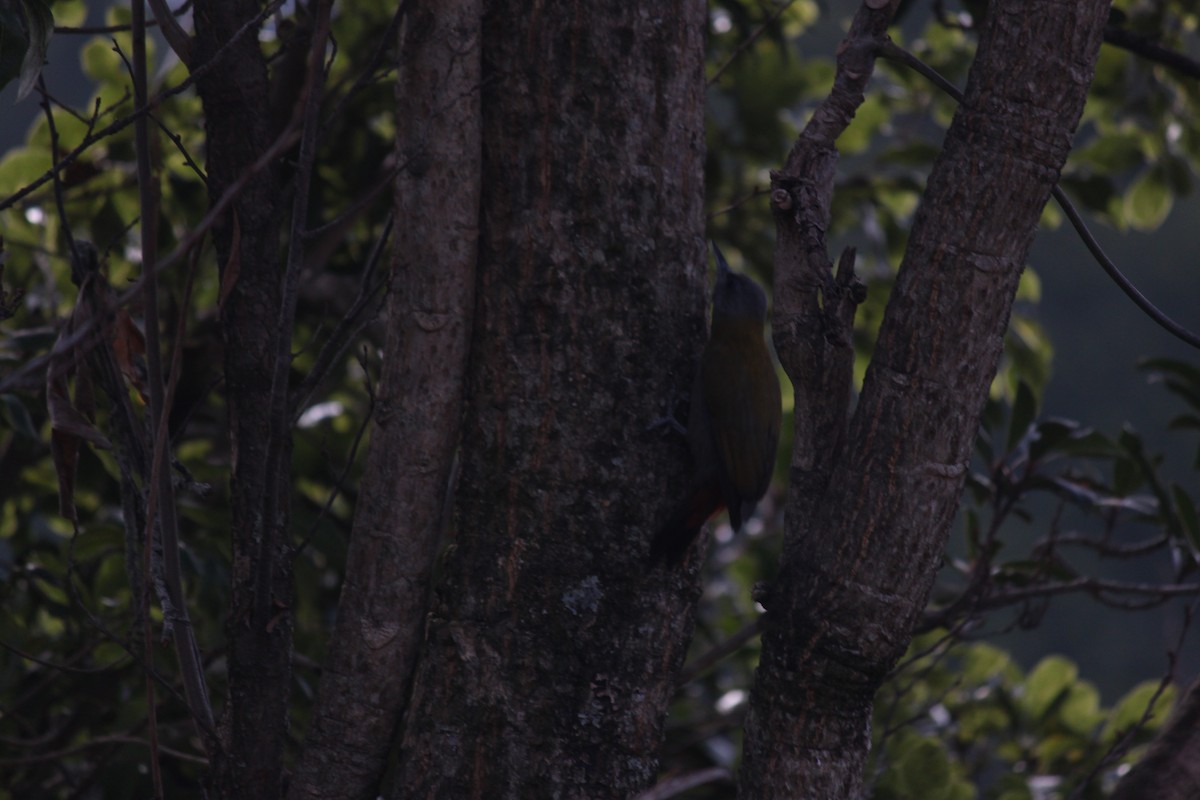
928,576,1200,626
1104,25,1200,80
147,0,194,66
877,38,1200,352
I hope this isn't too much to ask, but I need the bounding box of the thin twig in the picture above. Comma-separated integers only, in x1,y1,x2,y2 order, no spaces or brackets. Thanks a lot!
0,637,128,674
301,163,400,240
61,521,206,735
708,0,798,86
1035,530,1170,558
319,0,409,139
39,86,91,124
675,617,763,687
0,115,302,396
634,767,733,800
290,215,392,419
1069,603,1195,798
0,731,207,768
0,0,285,214
1104,26,1200,80
257,0,333,634
55,0,193,35
706,185,771,221
35,77,78,266
979,577,1200,608
1052,184,1200,350
130,3,166,792
294,386,374,556
876,38,1200,352
150,111,208,184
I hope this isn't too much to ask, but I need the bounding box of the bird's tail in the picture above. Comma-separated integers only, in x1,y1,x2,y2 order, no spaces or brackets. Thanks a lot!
650,482,725,562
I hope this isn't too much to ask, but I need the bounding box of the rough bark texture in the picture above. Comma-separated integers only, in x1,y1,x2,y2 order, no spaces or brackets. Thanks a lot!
191,2,292,796
287,3,481,799
740,1,1110,797
390,1,708,797
1111,678,1200,800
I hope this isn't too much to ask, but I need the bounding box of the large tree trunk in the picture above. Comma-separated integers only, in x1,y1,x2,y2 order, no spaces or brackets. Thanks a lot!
288,2,481,798
390,1,708,797
739,1,1110,797
191,1,293,796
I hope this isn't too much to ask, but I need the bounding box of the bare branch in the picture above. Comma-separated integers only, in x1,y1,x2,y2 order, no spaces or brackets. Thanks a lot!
147,0,194,66
131,1,215,760
676,617,763,687
634,768,734,800
0,0,285,215
708,0,798,85
290,215,391,421
1104,25,1200,79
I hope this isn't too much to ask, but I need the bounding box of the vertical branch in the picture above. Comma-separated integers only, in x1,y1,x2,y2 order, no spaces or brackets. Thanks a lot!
129,3,165,796
741,2,1110,797
259,0,332,637
131,0,215,766
769,5,888,563
189,0,290,793
287,2,480,797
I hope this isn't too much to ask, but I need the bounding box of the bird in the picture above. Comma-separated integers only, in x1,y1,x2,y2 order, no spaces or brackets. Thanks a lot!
651,242,782,561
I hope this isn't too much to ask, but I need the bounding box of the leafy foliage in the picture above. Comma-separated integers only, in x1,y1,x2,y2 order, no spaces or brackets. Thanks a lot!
0,1,392,794
2,0,1200,797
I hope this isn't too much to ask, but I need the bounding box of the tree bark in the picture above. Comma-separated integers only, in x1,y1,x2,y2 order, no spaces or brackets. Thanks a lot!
740,1,1110,797
288,2,481,798
191,2,292,796
390,1,708,797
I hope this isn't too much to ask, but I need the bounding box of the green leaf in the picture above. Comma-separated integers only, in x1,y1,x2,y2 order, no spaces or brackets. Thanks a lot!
996,790,1033,800
0,3,25,94
1028,418,1080,462
1139,358,1200,389
1056,428,1116,458
69,522,125,561
1113,455,1142,496
0,145,46,195
961,642,1014,685
1141,357,1200,415
16,0,53,101
1113,427,1149,496
1073,131,1146,172
1059,681,1102,735
1020,655,1078,720
1059,173,1116,215
838,92,889,155
963,507,981,558
50,0,85,28
897,737,952,799
1166,413,1200,432
1171,483,1200,560
1123,167,1173,231
1015,268,1040,303
1104,681,1177,742
0,393,38,438
1006,381,1037,453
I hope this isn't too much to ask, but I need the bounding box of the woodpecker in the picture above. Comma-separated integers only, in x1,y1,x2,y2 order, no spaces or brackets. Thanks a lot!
652,243,782,560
